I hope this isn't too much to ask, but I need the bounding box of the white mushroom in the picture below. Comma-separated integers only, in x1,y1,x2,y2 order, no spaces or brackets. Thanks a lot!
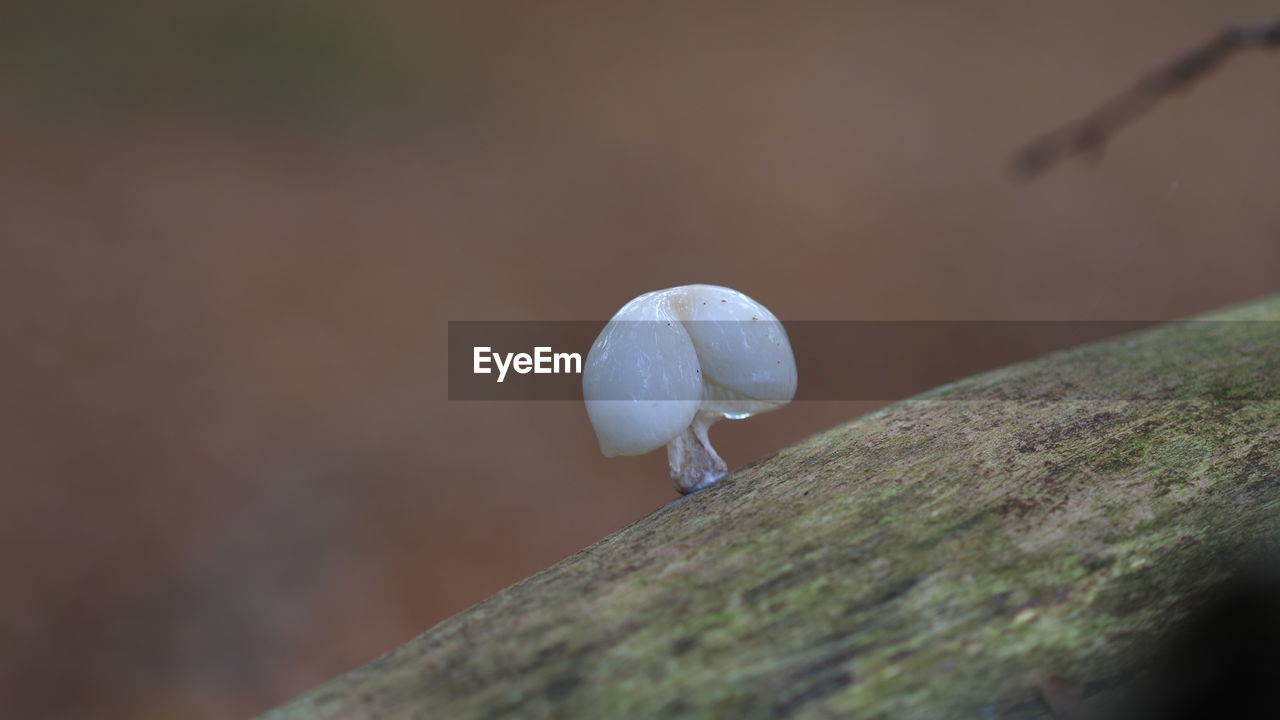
583,284,797,494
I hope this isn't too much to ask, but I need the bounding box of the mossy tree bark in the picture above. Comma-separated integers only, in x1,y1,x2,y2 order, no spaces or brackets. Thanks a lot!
263,297,1280,720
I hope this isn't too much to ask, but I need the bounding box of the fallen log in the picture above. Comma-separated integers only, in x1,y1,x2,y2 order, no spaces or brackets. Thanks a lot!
263,296,1280,719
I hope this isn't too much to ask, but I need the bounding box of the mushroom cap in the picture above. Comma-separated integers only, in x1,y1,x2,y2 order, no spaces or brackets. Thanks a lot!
584,285,797,457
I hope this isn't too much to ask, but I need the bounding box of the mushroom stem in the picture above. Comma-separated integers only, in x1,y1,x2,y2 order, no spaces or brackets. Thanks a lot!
667,411,728,495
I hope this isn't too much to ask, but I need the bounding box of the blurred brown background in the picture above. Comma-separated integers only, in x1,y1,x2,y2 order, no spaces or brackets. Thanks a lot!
2,1,1278,717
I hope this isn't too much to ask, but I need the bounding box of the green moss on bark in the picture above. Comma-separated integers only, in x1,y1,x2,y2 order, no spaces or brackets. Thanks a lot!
263,297,1280,720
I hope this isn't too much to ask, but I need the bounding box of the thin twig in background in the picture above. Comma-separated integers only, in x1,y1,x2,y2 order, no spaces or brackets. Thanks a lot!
1013,17,1280,179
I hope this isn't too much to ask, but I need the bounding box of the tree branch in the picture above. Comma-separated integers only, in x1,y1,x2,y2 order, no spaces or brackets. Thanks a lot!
1013,18,1280,179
